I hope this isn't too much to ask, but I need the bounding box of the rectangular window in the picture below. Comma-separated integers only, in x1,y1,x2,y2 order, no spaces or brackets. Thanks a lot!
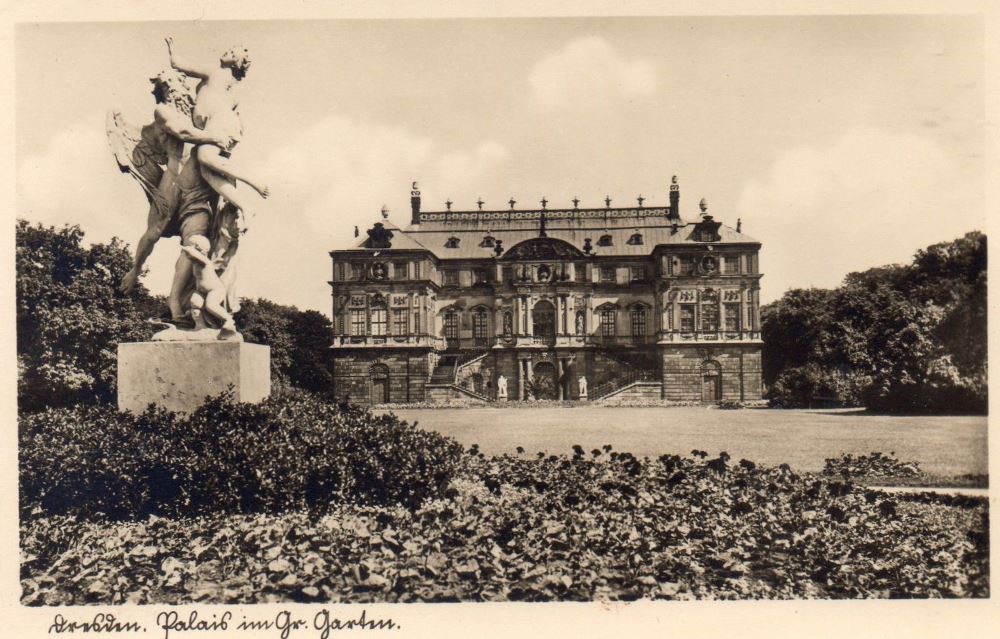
600,309,616,337
747,254,758,274
502,266,513,283
350,309,367,336
336,313,345,335
600,266,616,283
334,262,345,281
701,303,719,332
575,263,587,282
630,265,646,281
393,309,409,335
393,262,408,280
630,308,647,336
679,257,696,276
444,312,459,339
414,312,421,334
680,304,695,332
443,270,459,286
370,306,387,336
474,269,490,284
724,303,740,332
723,256,739,274
413,262,421,279
350,263,364,280
472,311,489,340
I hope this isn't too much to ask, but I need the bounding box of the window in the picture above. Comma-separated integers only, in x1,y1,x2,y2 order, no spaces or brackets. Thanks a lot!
413,262,421,279
627,233,643,245
575,263,587,282
679,256,696,275
747,254,758,274
393,309,409,335
701,303,719,332
600,309,616,337
679,304,695,332
444,311,459,339
630,307,647,337
370,304,387,336
480,235,495,248
350,263,364,280
334,262,345,281
474,269,490,284
630,265,646,281
336,313,345,335
393,262,408,280
445,236,460,249
597,234,613,247
472,310,489,342
501,266,513,283
443,270,459,286
599,266,616,283
723,256,739,274
414,312,421,334
351,309,367,336
724,303,740,332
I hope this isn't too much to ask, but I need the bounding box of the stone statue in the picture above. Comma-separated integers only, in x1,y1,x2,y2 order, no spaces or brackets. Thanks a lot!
575,311,585,335
108,38,269,341
497,375,508,400
578,375,588,399
503,311,513,336
180,235,240,340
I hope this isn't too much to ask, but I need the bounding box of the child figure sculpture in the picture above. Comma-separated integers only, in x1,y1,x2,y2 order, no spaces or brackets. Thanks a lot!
180,235,240,341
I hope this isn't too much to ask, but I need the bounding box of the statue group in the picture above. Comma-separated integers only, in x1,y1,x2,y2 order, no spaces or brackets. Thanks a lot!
108,38,269,341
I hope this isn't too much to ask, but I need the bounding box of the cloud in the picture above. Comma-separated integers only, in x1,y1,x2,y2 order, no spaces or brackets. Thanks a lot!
737,127,983,302
528,36,659,111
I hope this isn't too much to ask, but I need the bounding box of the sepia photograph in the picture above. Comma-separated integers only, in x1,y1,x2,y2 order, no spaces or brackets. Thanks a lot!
9,5,995,635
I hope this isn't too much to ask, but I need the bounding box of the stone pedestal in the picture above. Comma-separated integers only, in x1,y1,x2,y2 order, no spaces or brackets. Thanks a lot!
118,341,271,414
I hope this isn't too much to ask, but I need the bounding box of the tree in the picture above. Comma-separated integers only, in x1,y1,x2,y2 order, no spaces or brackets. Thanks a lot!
235,299,333,395
16,220,155,412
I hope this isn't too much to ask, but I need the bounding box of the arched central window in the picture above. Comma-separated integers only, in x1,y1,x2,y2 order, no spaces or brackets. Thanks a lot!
600,308,616,337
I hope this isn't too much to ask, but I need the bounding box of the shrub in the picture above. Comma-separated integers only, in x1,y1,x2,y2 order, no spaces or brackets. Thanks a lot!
823,452,923,479
19,390,463,521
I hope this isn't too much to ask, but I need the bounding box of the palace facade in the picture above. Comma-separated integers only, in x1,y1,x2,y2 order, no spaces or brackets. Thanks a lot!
328,179,763,405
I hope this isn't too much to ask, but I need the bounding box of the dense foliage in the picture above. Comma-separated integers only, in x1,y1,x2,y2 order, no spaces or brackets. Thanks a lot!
823,452,922,479
762,232,987,413
21,446,988,604
235,299,334,395
19,391,463,520
15,220,156,412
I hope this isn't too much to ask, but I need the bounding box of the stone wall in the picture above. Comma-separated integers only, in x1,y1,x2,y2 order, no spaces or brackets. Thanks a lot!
660,344,762,402
331,350,432,406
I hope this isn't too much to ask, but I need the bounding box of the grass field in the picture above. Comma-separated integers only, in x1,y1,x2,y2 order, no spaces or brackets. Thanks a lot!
378,407,988,477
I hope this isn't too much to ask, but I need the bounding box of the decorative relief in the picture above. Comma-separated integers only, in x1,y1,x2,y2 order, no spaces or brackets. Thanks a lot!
349,295,367,307
391,295,409,307
723,290,741,302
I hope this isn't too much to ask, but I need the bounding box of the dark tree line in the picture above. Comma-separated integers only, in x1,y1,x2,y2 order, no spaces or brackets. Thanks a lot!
762,231,986,414
16,220,333,412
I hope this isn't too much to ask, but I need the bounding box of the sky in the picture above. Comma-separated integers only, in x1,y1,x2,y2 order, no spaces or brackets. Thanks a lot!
15,16,985,313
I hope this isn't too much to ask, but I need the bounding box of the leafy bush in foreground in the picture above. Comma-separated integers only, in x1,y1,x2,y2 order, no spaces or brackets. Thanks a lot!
21,449,988,604
823,452,923,479
19,391,462,520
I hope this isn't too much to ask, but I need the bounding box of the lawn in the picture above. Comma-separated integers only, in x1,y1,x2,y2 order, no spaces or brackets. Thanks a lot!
379,407,988,477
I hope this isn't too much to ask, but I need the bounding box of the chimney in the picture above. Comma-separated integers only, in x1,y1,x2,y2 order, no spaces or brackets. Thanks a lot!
410,181,421,225
668,175,680,220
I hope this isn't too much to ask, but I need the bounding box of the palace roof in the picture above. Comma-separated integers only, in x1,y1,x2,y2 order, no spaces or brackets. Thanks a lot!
344,206,759,259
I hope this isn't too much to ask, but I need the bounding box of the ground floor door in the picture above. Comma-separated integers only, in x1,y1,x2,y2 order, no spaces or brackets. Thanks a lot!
702,374,721,403
370,365,390,404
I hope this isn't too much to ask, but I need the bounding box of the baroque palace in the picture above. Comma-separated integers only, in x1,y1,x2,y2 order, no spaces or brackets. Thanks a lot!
328,179,762,405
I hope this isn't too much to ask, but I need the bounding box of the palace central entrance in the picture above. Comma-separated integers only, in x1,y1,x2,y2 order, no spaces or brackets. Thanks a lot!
532,300,556,345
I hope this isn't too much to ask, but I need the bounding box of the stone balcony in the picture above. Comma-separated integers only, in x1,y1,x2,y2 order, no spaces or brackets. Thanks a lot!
330,334,444,349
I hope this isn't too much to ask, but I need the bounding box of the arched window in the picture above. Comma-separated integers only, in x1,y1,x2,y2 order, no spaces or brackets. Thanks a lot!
597,234,613,247
627,232,643,245
445,236,461,249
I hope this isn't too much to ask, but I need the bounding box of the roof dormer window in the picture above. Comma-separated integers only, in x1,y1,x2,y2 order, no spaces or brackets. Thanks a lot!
445,236,461,249
627,233,644,245
597,234,613,247
480,235,495,248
